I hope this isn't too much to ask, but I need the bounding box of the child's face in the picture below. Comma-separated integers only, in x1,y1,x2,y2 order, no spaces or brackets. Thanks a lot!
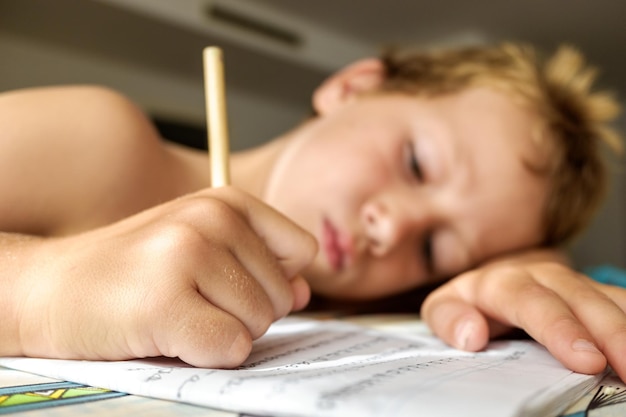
264,87,549,300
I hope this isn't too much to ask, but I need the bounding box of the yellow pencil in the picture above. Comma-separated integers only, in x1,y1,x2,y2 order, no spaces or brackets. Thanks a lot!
203,46,231,187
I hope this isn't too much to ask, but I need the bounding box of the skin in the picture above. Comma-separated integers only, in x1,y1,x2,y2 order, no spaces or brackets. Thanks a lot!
265,80,548,299
0,58,625,381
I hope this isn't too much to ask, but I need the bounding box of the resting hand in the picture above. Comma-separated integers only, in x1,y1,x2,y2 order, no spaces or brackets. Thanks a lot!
13,187,317,368
421,249,626,381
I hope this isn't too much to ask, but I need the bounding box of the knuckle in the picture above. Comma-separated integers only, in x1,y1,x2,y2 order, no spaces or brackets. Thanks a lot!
547,315,578,331
532,262,582,284
222,266,285,328
533,262,571,275
512,284,556,321
246,303,275,339
597,324,626,351
235,251,294,320
572,284,611,304
142,221,205,261
215,271,275,340
482,264,528,282
474,265,527,300
516,281,555,300
176,197,236,224
536,315,578,344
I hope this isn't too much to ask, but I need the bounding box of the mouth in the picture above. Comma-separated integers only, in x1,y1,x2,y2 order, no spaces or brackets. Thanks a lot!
322,217,345,272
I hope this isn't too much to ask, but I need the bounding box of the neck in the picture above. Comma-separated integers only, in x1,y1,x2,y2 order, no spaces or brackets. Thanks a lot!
229,135,291,201
168,123,305,202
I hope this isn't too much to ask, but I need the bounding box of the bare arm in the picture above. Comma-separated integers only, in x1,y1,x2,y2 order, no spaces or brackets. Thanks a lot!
0,85,196,235
0,86,316,367
0,232,44,356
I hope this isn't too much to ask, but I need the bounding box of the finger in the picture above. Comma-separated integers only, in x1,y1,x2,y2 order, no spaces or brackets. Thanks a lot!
290,274,311,311
203,198,300,319
194,247,277,339
157,290,252,368
421,290,491,351
589,277,626,311
547,275,626,380
199,187,318,279
166,192,303,318
458,267,608,375
194,250,310,336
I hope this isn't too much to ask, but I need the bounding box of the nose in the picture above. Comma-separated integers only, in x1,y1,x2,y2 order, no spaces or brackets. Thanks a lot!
360,194,431,257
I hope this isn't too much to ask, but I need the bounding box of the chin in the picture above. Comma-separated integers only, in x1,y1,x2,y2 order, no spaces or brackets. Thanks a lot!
305,271,365,301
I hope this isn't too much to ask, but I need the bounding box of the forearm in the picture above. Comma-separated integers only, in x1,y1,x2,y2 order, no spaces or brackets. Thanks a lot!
0,232,45,356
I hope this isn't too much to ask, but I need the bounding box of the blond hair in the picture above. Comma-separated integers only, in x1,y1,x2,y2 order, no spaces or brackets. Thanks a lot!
379,42,623,246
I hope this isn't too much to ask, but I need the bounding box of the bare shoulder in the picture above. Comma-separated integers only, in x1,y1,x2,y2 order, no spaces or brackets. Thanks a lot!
0,85,206,236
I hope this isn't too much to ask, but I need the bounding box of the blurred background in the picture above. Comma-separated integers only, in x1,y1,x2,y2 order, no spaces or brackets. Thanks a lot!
0,0,624,270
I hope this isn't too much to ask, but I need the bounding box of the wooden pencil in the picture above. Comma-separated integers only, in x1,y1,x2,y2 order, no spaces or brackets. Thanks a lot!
203,46,231,187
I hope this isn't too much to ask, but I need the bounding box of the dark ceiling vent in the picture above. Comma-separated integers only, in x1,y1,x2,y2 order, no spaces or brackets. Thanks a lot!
205,3,302,49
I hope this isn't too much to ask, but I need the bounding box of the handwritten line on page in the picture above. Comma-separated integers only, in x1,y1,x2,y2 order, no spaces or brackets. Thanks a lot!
0,317,603,417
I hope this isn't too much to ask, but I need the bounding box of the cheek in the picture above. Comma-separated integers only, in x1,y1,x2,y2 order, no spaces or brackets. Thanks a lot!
331,143,396,197
288,142,391,206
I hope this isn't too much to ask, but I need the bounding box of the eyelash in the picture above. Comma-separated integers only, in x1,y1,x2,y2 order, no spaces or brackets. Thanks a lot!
422,233,434,274
404,142,434,272
406,141,424,181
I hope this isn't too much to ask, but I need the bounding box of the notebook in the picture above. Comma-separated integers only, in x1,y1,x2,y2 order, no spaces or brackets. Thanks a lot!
0,317,604,417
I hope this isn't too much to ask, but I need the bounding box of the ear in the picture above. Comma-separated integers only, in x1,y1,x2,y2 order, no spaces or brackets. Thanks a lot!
312,58,385,115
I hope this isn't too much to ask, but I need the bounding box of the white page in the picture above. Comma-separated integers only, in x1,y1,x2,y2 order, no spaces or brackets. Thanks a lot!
0,317,602,417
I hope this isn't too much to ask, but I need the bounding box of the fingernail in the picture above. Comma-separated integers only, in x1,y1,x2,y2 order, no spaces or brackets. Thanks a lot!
454,321,474,350
572,339,602,354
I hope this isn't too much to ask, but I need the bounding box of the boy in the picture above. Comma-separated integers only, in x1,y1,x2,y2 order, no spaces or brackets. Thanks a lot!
0,42,624,382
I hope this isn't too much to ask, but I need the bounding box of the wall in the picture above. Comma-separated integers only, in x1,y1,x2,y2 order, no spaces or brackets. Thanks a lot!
0,31,310,151
1,0,623,270
570,144,626,270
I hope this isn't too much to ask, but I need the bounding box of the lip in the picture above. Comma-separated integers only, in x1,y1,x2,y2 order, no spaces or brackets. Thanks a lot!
322,217,345,272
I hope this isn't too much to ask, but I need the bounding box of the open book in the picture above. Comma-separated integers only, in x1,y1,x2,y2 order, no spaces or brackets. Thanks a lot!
0,317,603,417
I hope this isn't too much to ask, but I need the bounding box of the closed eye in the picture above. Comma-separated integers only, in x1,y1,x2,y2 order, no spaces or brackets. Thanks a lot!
422,232,434,275
406,141,424,182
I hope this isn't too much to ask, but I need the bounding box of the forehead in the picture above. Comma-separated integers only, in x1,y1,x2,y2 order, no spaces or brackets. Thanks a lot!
440,87,546,161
